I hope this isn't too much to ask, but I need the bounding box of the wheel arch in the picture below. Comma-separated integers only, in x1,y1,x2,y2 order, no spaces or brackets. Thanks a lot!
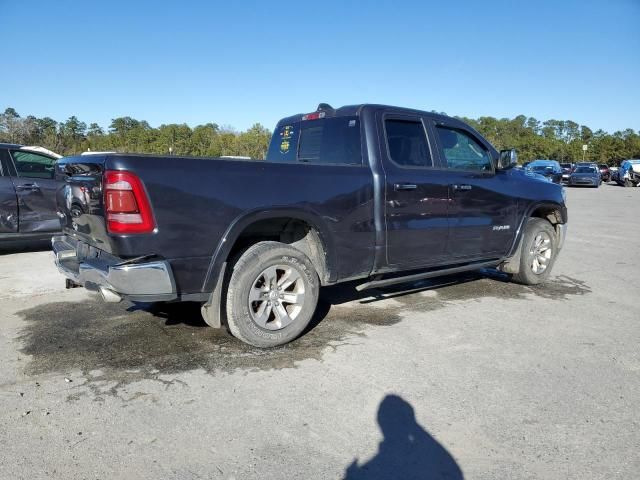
505,201,567,259
528,202,566,226
201,207,336,294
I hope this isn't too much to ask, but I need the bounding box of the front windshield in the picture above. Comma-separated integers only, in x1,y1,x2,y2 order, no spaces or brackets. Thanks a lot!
575,167,596,174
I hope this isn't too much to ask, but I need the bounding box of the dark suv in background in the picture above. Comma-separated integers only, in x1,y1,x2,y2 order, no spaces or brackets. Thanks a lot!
526,160,563,184
0,143,61,246
560,163,574,183
598,164,611,182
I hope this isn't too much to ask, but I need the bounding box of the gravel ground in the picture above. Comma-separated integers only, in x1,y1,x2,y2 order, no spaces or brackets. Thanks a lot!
0,183,638,480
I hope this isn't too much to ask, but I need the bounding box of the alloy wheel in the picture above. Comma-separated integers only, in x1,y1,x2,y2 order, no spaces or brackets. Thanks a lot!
529,232,552,274
248,265,306,330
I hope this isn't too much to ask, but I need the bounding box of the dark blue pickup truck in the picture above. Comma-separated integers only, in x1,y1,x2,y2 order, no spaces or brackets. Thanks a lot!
53,104,567,347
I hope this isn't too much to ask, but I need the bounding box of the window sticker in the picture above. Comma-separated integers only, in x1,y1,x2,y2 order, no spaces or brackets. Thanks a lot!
280,125,294,153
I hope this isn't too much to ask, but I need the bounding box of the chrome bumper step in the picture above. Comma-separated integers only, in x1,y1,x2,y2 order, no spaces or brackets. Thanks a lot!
52,235,177,302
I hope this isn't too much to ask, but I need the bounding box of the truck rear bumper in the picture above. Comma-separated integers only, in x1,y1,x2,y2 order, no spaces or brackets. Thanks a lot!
52,235,177,303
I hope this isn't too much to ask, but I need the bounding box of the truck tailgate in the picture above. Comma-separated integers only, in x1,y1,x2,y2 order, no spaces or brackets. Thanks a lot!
56,155,111,250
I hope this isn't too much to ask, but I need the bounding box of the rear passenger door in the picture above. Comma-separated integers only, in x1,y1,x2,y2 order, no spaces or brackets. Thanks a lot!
8,149,60,233
430,121,516,259
381,113,451,268
0,149,19,233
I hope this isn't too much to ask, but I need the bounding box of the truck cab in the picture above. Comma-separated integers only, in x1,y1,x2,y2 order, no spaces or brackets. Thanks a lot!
266,105,565,272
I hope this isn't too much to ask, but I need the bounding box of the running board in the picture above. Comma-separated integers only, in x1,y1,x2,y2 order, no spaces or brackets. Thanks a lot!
355,260,502,291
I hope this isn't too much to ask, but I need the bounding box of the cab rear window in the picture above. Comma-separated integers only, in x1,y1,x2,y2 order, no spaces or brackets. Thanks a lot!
266,116,361,165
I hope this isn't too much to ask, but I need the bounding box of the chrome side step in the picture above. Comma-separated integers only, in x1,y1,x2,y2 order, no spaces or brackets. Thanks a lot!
355,260,502,291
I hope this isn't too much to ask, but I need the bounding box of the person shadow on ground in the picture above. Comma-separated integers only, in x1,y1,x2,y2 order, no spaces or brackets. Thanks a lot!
344,394,464,480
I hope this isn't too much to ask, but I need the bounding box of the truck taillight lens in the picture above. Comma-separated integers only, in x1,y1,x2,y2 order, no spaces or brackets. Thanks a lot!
104,170,155,234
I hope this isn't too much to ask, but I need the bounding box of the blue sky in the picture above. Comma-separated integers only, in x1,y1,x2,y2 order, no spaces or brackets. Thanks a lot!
1,0,638,133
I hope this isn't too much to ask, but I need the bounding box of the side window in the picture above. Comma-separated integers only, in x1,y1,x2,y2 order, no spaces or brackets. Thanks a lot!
298,125,323,162
10,150,56,179
266,124,299,162
436,127,492,171
298,116,362,165
384,119,432,167
266,117,362,165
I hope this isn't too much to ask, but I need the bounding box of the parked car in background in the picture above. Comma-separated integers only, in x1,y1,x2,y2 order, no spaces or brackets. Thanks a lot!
568,165,601,188
560,162,574,183
610,166,620,183
598,164,611,182
52,103,568,348
0,143,62,246
573,162,599,170
616,159,640,187
525,160,563,184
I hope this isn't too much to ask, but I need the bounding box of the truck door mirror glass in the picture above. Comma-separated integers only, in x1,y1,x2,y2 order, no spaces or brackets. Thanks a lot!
497,149,517,170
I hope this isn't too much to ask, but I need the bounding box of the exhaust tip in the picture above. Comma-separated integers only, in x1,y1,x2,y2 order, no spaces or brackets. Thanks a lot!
99,287,122,303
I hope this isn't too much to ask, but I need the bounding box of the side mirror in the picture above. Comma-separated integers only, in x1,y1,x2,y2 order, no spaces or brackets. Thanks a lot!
497,149,517,170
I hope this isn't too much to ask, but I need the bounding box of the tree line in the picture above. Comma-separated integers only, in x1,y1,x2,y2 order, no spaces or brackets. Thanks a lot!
459,115,640,165
1,107,638,164
0,108,271,159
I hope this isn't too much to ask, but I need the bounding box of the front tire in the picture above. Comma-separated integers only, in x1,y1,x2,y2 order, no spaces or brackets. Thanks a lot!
512,218,558,285
225,241,319,348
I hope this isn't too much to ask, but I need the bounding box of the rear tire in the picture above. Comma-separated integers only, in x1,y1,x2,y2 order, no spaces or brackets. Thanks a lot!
225,241,319,348
512,218,558,286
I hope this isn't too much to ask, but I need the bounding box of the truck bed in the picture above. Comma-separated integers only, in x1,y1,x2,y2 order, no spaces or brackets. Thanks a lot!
55,154,376,296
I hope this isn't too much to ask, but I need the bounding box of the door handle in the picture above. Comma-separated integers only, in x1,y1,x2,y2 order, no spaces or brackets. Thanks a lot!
394,183,418,191
16,183,40,191
452,184,472,191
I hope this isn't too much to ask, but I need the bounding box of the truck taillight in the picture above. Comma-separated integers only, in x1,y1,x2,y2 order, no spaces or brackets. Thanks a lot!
104,170,155,234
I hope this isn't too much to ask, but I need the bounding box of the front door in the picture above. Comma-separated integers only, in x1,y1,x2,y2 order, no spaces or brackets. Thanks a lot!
0,150,18,233
430,122,516,259
8,149,60,233
381,114,451,268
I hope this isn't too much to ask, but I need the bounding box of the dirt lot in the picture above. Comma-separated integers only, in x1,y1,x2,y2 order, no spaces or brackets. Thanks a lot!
0,184,638,480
